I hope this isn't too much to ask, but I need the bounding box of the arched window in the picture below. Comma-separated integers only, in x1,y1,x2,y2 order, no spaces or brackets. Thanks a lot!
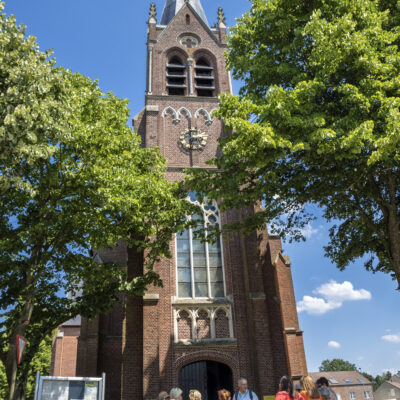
194,57,215,97
176,193,225,299
167,56,187,96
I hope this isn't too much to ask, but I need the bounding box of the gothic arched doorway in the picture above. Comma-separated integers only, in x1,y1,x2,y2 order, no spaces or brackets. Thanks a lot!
179,360,233,400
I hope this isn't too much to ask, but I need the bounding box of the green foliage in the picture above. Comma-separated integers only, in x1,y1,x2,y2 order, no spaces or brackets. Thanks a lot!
361,371,394,391
319,359,358,372
25,334,53,400
0,3,193,398
369,371,393,391
0,334,53,400
187,0,400,288
0,360,7,399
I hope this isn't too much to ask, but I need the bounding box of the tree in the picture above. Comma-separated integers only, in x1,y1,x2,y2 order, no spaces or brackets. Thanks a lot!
319,359,358,372
187,0,400,289
0,333,54,400
371,371,393,391
0,4,193,399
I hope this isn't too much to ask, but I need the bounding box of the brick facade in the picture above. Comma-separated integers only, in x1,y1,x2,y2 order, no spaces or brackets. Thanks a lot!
51,2,307,399
50,324,80,377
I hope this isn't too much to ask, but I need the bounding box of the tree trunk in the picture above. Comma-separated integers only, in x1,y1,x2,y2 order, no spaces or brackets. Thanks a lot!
386,175,400,290
6,321,30,400
6,273,35,400
388,214,400,289
14,381,26,400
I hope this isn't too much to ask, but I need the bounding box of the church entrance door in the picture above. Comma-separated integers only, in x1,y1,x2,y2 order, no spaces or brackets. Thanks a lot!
179,361,233,400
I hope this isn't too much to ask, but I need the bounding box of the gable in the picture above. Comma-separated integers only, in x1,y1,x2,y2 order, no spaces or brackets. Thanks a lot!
157,3,219,47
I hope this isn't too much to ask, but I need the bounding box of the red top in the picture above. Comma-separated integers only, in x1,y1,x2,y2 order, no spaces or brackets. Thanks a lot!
275,392,294,400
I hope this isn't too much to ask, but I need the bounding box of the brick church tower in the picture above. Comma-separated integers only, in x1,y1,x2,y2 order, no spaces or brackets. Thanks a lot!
51,1,307,399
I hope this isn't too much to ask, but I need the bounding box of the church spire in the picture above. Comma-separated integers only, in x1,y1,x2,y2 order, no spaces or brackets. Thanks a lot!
160,0,209,26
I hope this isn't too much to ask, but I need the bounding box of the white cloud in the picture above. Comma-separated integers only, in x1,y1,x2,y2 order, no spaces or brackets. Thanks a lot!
315,281,372,302
300,223,320,239
328,341,341,349
297,296,340,315
297,281,371,316
382,334,400,344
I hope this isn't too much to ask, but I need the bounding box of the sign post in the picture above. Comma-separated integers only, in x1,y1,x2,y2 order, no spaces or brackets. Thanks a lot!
16,335,28,365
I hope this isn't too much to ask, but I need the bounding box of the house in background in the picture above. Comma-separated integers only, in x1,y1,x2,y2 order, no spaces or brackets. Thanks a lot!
374,372,400,400
50,316,81,377
310,371,374,400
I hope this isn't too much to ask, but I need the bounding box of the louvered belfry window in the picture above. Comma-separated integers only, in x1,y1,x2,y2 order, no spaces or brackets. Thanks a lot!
195,57,215,97
176,193,225,299
167,56,187,96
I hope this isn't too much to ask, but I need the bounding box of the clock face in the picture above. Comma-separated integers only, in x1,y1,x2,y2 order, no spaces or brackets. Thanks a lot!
179,128,208,150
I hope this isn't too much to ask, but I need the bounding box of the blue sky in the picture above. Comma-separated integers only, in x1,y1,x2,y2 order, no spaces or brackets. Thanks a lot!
4,0,399,377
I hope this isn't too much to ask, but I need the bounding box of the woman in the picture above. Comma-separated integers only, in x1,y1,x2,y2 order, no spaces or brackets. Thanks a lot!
275,376,294,400
299,376,322,400
218,389,232,400
189,390,202,400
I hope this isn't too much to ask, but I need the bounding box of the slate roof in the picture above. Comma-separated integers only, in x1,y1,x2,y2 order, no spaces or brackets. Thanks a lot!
160,0,209,26
309,371,373,386
63,316,81,326
387,380,400,390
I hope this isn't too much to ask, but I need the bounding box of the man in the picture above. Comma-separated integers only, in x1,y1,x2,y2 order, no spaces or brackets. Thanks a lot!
158,392,170,400
233,378,258,400
170,388,183,400
316,377,337,400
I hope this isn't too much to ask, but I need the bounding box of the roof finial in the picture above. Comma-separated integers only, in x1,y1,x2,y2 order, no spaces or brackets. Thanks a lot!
217,7,226,27
148,2,157,24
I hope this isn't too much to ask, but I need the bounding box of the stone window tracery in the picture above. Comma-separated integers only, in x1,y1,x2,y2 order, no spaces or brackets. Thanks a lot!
173,306,234,343
176,193,225,299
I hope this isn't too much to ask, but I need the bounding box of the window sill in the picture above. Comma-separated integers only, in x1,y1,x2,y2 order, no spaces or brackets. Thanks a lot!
174,338,237,347
171,297,232,305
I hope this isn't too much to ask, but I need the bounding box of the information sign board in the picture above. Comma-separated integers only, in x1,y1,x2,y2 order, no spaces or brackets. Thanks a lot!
34,373,105,400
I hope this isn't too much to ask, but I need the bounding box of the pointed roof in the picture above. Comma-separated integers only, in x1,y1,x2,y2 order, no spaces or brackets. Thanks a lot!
160,0,209,26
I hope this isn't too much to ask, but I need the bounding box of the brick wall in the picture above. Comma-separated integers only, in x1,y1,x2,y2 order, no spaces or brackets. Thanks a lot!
50,326,80,377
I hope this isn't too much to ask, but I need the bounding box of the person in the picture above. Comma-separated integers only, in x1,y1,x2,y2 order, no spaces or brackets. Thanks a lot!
189,390,202,400
294,383,302,399
170,388,183,400
298,376,322,400
218,389,232,400
316,377,337,400
275,376,294,400
233,378,258,400
158,392,170,400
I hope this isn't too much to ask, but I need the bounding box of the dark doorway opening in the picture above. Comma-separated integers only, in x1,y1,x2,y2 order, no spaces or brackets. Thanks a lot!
179,361,233,400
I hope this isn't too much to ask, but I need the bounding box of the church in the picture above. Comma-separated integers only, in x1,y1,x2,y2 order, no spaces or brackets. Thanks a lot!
50,1,308,399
